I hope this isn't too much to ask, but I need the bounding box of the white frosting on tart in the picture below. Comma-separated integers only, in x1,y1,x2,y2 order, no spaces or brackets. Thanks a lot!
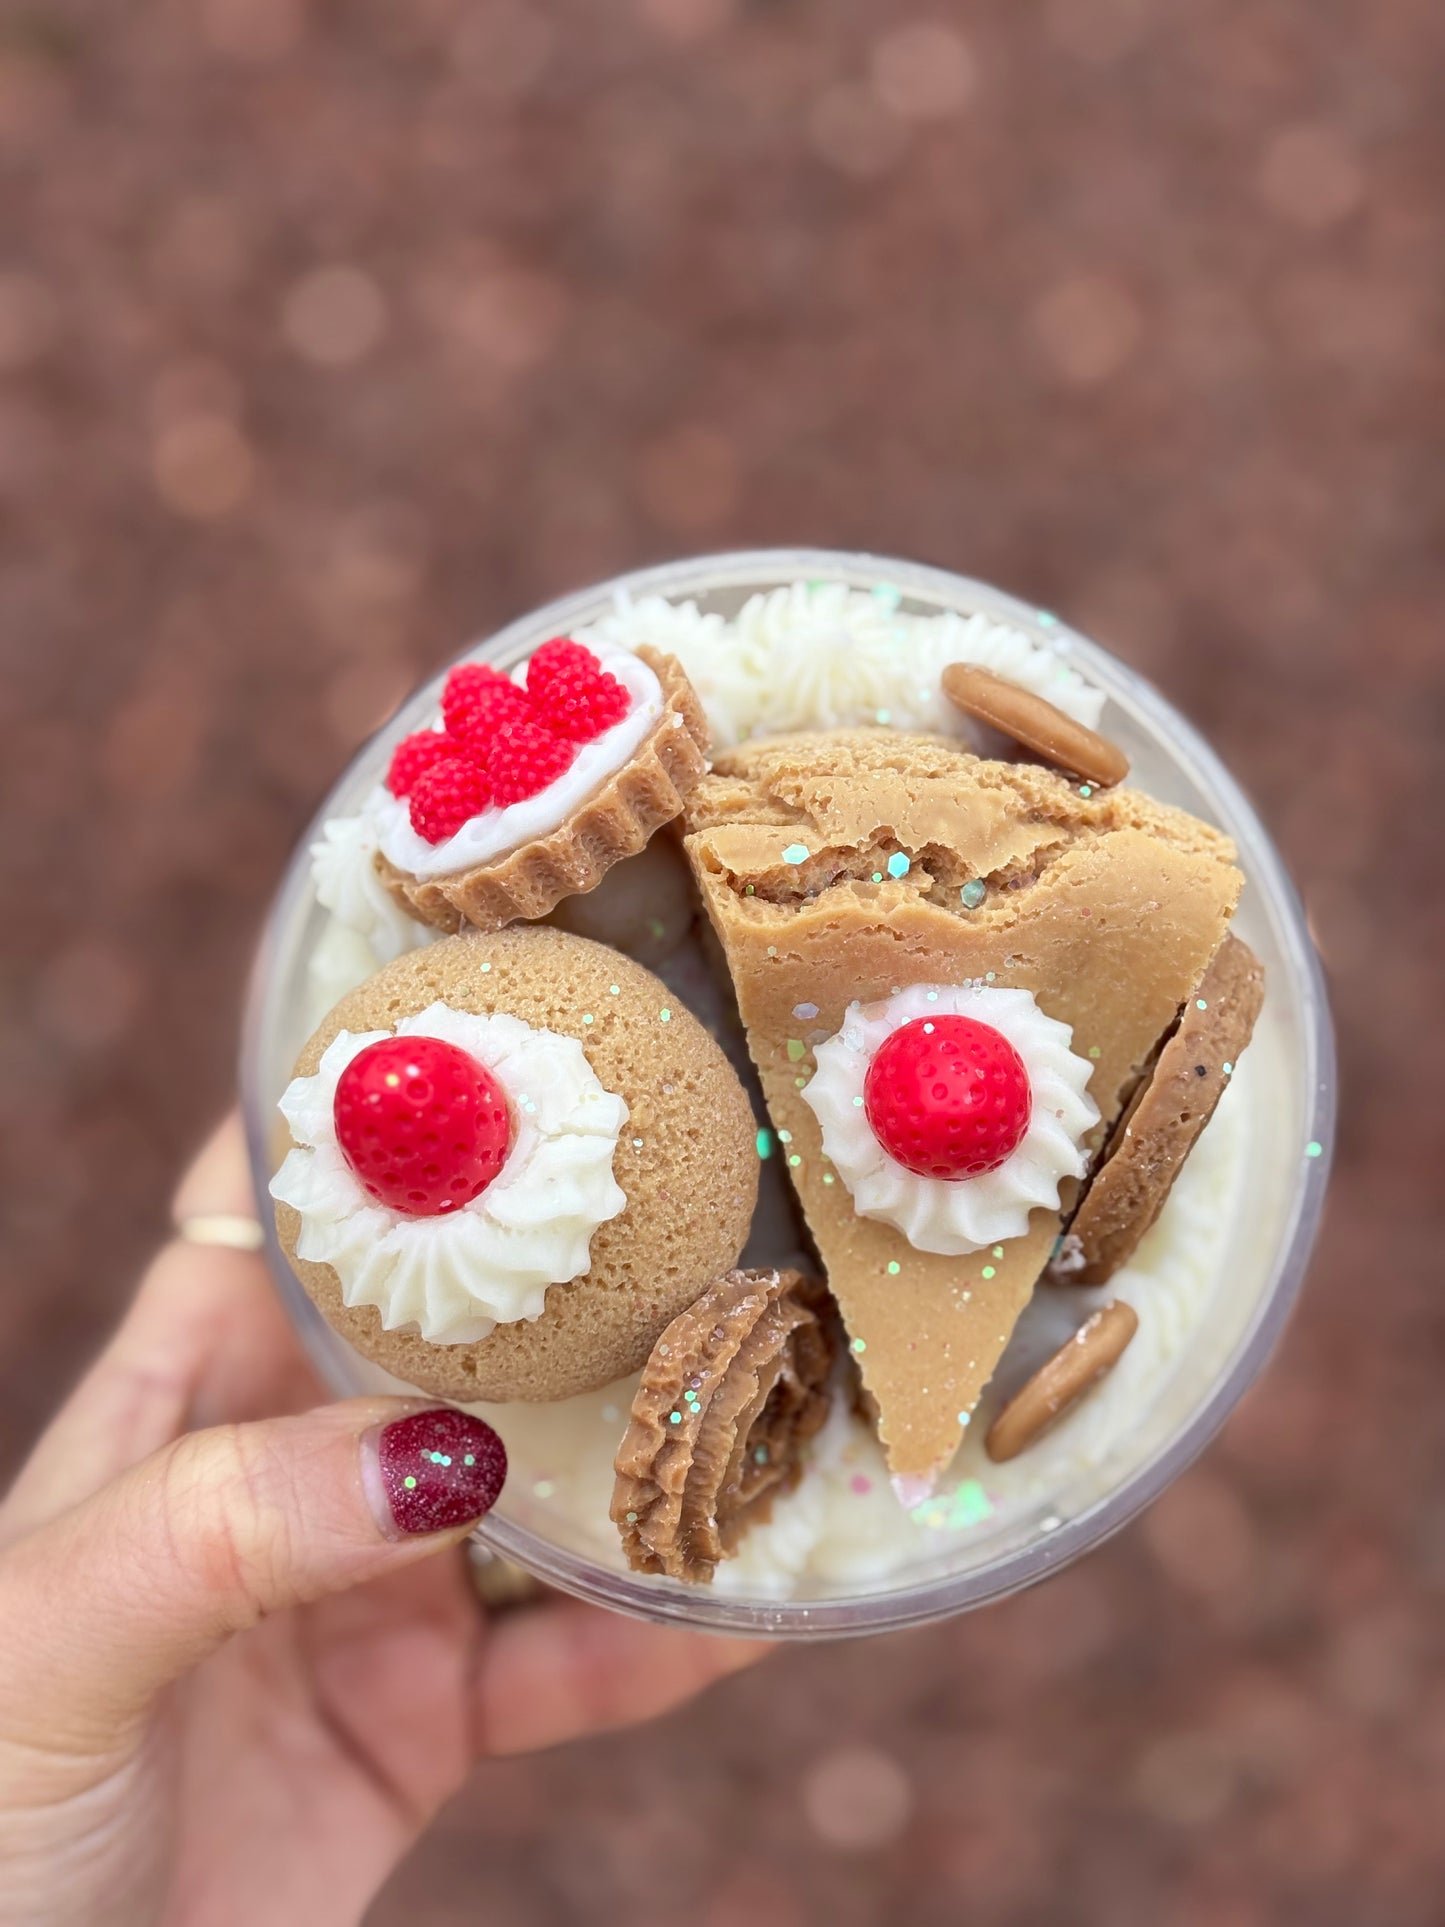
372,647,662,881
577,580,1104,749
270,1001,627,1344
799,983,1099,1256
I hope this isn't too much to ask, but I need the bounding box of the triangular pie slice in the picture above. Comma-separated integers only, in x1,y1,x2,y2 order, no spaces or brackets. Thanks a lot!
681,730,1244,1488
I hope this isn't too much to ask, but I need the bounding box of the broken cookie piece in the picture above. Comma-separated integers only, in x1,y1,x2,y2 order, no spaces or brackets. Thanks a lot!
1061,933,1265,1286
612,1268,838,1584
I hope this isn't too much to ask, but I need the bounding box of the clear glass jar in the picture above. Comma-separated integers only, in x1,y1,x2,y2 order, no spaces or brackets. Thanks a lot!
241,550,1334,1639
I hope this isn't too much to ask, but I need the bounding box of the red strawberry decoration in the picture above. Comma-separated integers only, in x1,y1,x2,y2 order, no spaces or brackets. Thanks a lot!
486,719,578,805
333,1034,512,1216
387,729,458,800
527,638,631,741
389,641,634,846
442,664,532,754
864,1015,1032,1181
408,754,492,844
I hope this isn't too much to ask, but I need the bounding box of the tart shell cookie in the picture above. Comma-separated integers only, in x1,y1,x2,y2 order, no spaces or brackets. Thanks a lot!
1061,934,1265,1286
612,1268,838,1585
273,927,759,1402
378,647,709,934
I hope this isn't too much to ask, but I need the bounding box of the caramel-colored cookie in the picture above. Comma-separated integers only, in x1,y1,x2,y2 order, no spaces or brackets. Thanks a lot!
984,1301,1138,1462
612,1268,837,1584
273,927,759,1402
1061,934,1264,1286
942,662,1129,788
379,648,710,934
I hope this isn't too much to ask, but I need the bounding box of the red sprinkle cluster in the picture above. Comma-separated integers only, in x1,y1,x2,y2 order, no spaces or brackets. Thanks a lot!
386,641,632,844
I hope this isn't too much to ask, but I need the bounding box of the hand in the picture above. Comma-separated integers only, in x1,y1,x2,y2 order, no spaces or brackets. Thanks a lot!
0,1118,764,1927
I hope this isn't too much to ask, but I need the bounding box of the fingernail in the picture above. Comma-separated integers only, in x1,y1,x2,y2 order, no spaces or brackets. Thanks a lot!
370,1408,507,1537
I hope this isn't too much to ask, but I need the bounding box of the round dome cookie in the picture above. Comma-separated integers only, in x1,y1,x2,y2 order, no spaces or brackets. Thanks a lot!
270,926,760,1402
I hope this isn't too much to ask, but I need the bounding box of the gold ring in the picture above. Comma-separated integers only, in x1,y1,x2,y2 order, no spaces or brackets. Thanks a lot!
175,1214,266,1252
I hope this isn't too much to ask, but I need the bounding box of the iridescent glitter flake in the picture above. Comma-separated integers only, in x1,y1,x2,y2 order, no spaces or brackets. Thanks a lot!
756,1128,774,1158
793,1001,819,1020
1305,1140,1324,1158
887,852,910,879
782,842,810,865
960,879,986,909
786,1039,807,1061
659,1007,671,1023
911,1479,993,1531
886,1260,900,1275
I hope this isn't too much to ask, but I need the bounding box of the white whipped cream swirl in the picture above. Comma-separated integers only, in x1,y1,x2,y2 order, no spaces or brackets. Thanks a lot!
578,580,1103,749
270,1001,628,1344
311,812,437,962
800,984,1099,1256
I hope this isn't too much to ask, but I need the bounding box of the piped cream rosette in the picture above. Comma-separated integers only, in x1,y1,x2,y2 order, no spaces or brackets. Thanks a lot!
270,1000,627,1343
800,983,1099,1256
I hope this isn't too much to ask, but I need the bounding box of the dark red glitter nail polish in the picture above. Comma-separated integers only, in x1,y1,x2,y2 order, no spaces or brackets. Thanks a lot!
375,1408,507,1536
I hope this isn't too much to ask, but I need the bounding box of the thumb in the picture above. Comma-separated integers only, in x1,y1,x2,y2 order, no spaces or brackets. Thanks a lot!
0,1401,505,1750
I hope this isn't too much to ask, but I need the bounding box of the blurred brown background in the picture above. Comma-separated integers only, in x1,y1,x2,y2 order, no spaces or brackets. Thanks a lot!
2,0,1442,1919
